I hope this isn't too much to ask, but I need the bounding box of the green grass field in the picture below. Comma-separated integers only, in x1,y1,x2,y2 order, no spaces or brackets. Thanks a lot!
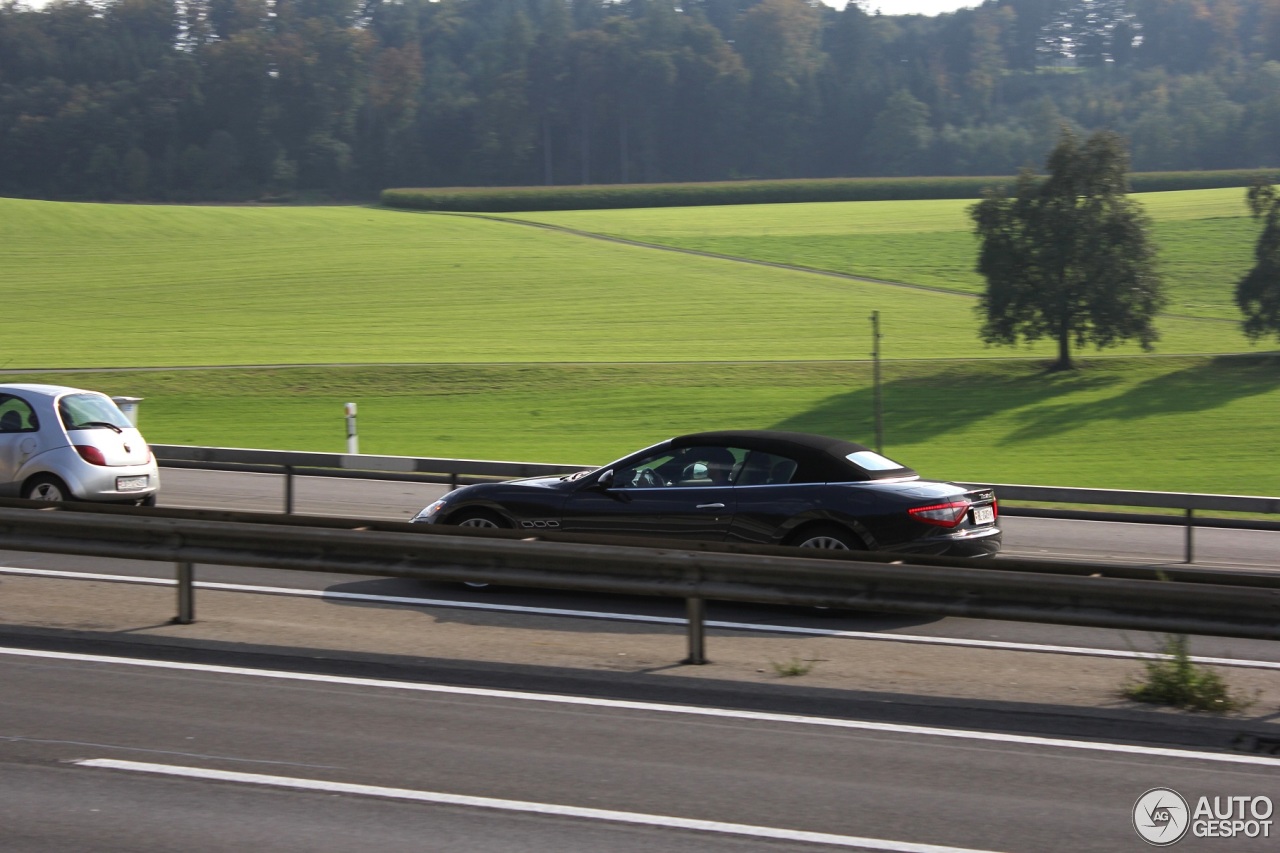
1,192,1276,495
505,188,1259,320
11,356,1278,495
0,193,1259,367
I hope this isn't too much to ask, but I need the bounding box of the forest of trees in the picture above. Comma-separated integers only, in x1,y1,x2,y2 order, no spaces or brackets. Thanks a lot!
2,0,1279,201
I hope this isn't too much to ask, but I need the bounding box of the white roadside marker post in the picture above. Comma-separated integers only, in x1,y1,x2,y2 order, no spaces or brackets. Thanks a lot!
345,402,358,455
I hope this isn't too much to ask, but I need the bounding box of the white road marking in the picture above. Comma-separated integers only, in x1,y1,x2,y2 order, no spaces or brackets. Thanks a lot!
998,549,1261,571
74,758,1002,853
3,565,1277,670
7,646,1280,768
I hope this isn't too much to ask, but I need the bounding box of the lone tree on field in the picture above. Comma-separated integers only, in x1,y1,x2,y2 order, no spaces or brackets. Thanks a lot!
969,128,1166,370
1236,177,1280,343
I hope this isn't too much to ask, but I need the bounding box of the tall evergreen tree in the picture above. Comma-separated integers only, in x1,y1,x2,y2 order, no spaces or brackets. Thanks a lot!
970,127,1166,369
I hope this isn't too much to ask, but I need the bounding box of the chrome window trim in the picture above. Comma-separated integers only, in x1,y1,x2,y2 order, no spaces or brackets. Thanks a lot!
620,476,922,490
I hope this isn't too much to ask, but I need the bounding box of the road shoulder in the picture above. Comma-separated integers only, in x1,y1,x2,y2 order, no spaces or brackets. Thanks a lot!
1,574,1276,755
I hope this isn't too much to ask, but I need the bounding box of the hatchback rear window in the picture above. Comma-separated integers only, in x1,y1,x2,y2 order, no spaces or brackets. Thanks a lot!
59,393,133,430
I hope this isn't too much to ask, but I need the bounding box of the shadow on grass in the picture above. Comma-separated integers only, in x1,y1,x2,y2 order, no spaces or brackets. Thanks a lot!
769,360,1119,445
769,355,1279,447
1004,355,1280,442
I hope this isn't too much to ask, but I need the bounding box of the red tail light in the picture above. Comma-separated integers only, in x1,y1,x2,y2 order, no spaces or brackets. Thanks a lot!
74,445,107,466
908,501,970,528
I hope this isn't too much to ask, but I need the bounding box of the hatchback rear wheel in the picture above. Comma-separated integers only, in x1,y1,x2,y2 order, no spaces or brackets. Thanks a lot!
23,475,72,502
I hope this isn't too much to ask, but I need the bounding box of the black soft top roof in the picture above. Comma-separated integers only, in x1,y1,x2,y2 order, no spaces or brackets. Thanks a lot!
670,430,917,482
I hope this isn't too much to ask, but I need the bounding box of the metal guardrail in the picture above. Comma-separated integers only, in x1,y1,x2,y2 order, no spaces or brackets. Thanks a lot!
1,501,1278,664
153,444,585,484
152,445,1280,563
965,483,1280,515
152,444,585,513
957,483,1280,564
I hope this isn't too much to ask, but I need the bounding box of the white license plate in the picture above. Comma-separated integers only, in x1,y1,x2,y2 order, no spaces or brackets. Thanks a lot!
972,506,995,525
116,475,149,492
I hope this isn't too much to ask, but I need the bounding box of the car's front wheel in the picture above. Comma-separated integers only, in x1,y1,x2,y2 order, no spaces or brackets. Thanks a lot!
23,475,73,502
791,525,863,551
452,509,509,531
449,510,511,589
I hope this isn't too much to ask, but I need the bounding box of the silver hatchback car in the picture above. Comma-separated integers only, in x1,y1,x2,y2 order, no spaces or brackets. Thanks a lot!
0,383,160,505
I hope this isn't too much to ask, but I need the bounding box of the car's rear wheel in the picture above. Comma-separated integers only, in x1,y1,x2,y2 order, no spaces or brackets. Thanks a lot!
790,525,865,612
23,475,72,502
791,525,863,551
450,510,511,589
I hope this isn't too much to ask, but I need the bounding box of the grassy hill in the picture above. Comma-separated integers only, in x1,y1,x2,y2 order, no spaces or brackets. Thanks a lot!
0,194,1257,367
9,356,1276,496
504,187,1257,321
1,193,1276,495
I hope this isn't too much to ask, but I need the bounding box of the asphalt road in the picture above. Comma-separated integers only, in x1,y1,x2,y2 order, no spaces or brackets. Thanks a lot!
2,645,1277,853
107,467,1280,662
148,468,1280,571
3,469,1280,852
2,467,1278,665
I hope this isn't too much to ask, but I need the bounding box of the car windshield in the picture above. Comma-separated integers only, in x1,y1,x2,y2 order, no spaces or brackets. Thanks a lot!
58,393,132,431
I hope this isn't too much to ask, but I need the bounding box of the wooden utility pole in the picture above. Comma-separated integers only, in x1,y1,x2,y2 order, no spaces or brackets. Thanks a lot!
870,311,883,454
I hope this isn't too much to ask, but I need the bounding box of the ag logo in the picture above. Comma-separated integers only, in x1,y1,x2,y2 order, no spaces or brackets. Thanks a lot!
1134,788,1190,845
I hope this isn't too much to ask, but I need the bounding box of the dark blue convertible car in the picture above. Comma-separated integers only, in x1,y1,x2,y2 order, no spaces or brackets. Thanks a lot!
412,430,1000,557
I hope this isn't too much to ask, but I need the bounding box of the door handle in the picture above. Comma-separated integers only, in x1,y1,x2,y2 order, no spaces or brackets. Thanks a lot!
695,503,726,509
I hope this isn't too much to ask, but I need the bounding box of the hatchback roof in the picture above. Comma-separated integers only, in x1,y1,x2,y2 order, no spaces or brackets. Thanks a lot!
0,383,89,398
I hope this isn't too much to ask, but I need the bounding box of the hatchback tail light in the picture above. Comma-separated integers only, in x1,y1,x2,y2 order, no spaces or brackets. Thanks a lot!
908,500,970,528
74,445,107,466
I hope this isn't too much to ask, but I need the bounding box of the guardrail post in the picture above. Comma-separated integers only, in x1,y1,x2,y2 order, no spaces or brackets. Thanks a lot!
1185,508,1195,563
284,465,295,515
684,597,707,665
174,561,195,624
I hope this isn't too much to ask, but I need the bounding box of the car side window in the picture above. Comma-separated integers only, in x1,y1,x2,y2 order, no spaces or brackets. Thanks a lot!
735,451,798,485
0,395,38,433
615,446,745,488
674,446,741,487
616,452,678,488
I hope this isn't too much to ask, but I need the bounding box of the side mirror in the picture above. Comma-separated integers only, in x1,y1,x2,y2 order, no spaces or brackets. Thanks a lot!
595,469,615,489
